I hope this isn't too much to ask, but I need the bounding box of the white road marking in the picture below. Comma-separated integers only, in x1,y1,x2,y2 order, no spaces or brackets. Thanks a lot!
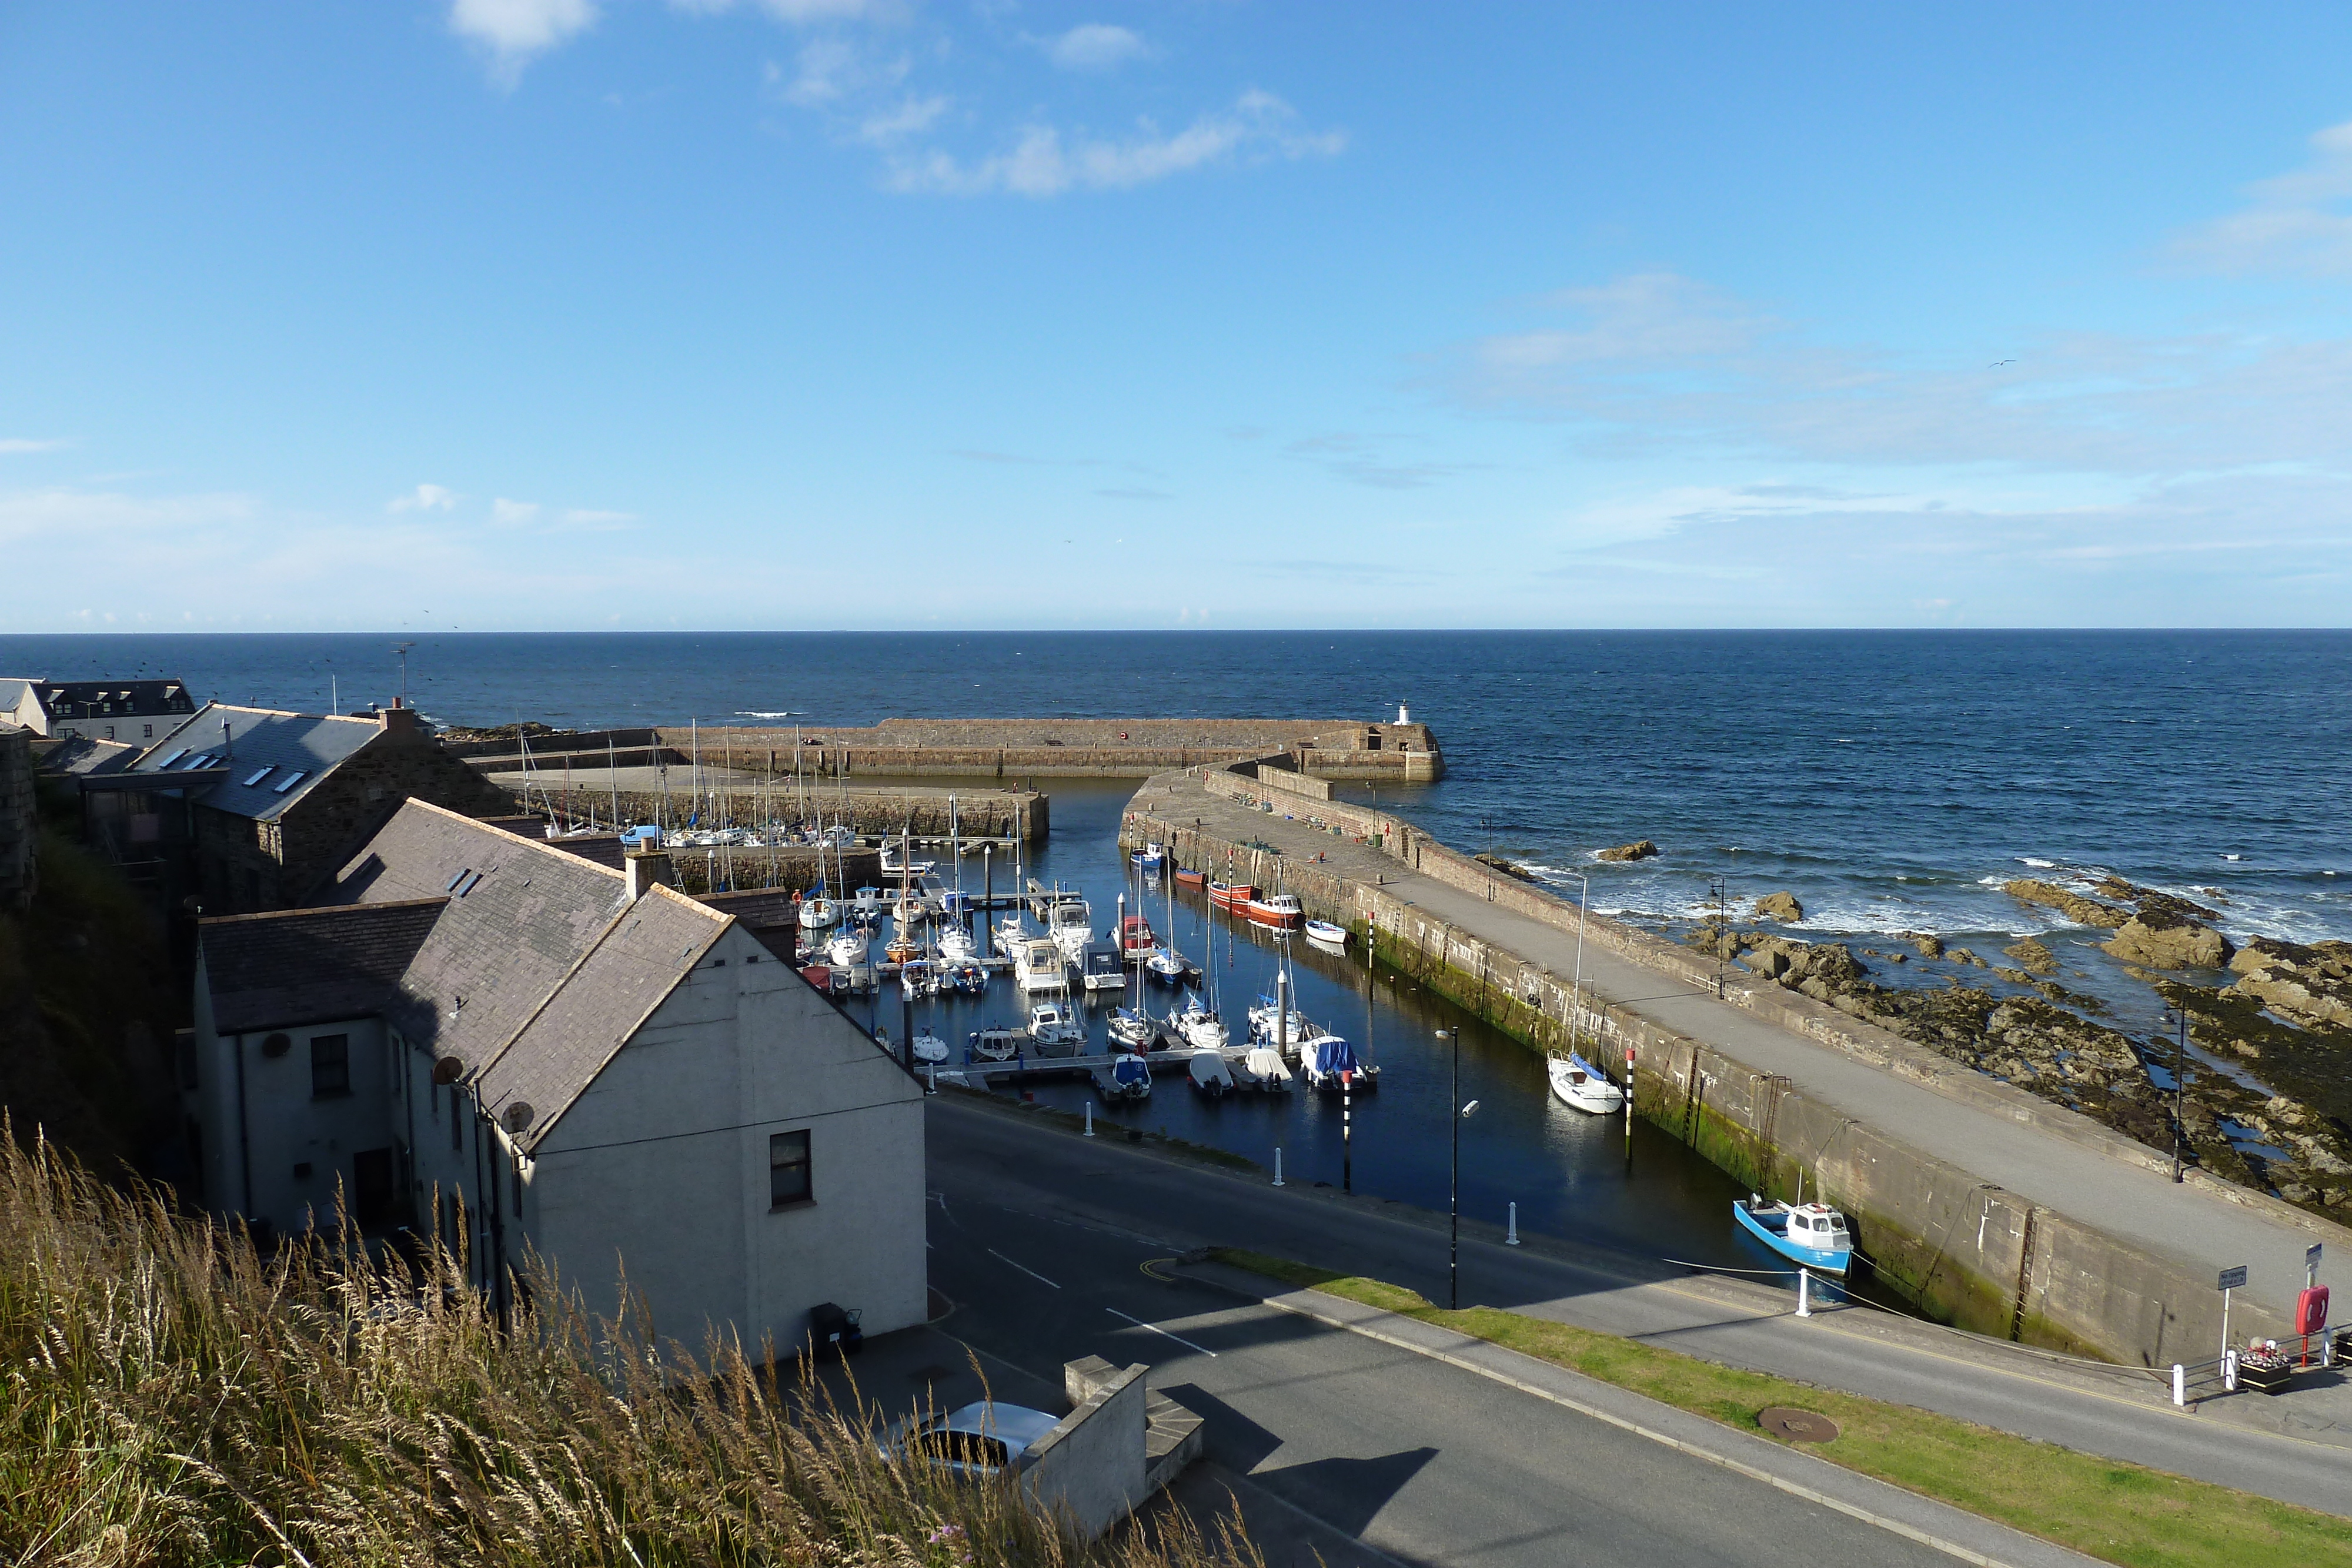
988,1248,1062,1289
1107,1306,1218,1357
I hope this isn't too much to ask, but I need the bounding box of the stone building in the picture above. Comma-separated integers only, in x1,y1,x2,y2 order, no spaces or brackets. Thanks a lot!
0,723,34,910
187,800,927,1351
0,677,197,742
122,701,510,914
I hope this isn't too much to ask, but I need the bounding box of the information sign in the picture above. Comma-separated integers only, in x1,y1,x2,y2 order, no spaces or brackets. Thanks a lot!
2219,1265,2249,1291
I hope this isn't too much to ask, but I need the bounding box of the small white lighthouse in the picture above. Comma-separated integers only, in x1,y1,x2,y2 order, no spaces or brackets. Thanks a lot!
1396,702,1411,725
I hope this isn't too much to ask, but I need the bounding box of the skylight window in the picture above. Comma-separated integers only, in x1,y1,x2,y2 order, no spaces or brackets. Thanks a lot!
157,749,191,768
445,868,472,892
457,871,486,897
270,770,308,794
242,766,275,787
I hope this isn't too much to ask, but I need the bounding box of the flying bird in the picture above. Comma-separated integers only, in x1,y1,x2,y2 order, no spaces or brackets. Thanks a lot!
1989,359,2015,368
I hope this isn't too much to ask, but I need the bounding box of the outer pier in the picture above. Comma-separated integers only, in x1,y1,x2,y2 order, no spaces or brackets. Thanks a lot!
1120,764,2351,1372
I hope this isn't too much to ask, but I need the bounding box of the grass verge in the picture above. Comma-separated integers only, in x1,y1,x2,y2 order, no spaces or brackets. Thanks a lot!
1214,1248,2350,1568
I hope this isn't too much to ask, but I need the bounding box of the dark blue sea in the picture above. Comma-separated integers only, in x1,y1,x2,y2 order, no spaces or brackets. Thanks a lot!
9,630,2347,1285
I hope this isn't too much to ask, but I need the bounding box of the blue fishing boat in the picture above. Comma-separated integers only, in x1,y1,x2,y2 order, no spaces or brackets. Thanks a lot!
1733,1196,1852,1275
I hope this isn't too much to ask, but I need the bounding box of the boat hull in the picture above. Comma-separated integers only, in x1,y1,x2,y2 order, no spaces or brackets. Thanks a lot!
1243,901,1302,930
1732,1201,1851,1275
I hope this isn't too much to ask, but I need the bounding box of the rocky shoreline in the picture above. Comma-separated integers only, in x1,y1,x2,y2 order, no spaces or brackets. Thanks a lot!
1666,877,2352,1219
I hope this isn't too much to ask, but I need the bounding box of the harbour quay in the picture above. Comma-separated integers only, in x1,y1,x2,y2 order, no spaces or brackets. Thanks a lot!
1120,760,2351,1373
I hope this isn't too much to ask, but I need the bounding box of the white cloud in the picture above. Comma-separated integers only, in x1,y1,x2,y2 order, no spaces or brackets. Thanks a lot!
888,90,1344,197
449,0,598,82
859,93,951,145
387,483,460,513
2174,119,2352,275
492,497,542,526
1046,24,1149,72
0,437,64,454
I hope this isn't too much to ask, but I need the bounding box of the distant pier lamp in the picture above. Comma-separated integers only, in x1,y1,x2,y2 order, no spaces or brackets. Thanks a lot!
1441,1028,1481,1310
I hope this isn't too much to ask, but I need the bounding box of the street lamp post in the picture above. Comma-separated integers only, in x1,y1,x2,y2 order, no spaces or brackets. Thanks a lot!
2161,1007,2192,1182
1440,1028,1481,1310
1706,874,1728,998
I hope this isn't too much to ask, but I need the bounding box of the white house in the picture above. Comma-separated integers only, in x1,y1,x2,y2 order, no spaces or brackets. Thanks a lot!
188,799,929,1354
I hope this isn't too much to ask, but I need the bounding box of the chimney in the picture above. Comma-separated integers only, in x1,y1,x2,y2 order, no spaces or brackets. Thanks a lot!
378,700,424,739
624,847,677,901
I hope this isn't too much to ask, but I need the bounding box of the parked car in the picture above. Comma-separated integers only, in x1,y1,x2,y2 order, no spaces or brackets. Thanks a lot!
882,1400,1061,1477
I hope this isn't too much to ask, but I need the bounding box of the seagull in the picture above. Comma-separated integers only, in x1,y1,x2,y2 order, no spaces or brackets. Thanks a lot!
1989,359,2015,369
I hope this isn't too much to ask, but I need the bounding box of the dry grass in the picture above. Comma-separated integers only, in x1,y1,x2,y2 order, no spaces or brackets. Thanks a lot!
1216,1249,2352,1568
0,1126,1260,1567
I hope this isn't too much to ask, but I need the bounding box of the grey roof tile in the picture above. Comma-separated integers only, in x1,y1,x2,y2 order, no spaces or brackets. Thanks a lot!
136,703,380,821
202,899,447,1034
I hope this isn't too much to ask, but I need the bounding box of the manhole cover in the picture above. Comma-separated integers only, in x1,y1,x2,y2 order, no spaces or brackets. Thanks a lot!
1758,1407,1840,1443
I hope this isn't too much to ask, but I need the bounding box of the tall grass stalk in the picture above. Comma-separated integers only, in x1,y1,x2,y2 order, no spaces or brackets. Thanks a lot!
0,1124,1257,1567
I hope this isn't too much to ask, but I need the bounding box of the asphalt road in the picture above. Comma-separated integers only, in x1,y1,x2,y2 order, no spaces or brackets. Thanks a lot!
929,1108,1983,1568
928,1094,2352,1520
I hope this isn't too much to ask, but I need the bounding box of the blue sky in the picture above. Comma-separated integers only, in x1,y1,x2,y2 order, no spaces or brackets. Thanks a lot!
6,3,2352,631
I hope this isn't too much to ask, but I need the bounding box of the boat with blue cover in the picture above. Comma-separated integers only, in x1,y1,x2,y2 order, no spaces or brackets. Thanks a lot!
1733,1196,1852,1275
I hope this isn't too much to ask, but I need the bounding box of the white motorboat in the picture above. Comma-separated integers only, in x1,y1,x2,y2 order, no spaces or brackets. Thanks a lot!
1235,1045,1292,1092
1735,1197,1852,1275
1168,992,1230,1051
1047,896,1094,963
899,958,941,999
969,1027,1024,1062
1187,1049,1236,1098
1301,1035,1377,1094
1078,938,1128,992
910,1029,950,1065
1107,1007,1155,1051
1013,935,1067,994
851,886,891,917
1548,1052,1625,1114
1130,841,1166,871
1027,1001,1087,1055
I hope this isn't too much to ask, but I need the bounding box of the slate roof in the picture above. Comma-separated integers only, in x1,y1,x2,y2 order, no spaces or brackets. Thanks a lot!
201,899,447,1034
4,677,196,722
320,800,729,1151
35,735,143,776
134,704,381,821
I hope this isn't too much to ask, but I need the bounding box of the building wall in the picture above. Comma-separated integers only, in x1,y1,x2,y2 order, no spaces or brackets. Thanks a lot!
0,724,33,910
531,923,928,1355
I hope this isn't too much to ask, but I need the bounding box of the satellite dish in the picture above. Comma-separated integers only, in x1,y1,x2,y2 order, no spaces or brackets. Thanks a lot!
501,1102,533,1136
260,1032,292,1058
431,1055,467,1086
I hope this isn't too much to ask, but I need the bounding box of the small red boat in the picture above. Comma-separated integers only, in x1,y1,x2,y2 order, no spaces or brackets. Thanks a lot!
1208,881,1257,912
800,964,835,994
1118,914,1157,955
1244,892,1304,930
1174,867,1207,890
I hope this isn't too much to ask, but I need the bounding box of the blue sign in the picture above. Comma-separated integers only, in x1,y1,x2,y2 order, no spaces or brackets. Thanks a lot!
2219,1265,2249,1291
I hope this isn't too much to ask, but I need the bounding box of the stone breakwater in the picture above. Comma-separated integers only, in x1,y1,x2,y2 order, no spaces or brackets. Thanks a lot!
500,783,1048,844
1121,766,2350,1364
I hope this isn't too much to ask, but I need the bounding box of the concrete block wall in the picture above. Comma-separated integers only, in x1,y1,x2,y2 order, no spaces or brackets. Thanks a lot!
1020,1360,1149,1540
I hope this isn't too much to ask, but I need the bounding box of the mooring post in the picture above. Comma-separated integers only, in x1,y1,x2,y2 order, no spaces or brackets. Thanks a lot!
1506,1202,1520,1246
1795,1267,1812,1318
1273,1146,1285,1188
1084,1101,1094,1138
2172,1363,2187,1406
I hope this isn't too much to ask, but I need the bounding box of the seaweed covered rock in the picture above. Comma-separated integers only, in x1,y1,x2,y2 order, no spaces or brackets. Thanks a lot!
2227,938,2352,1030
1753,891,1804,922
2102,897,2234,970
1598,839,1660,862
2002,937,2059,975
2003,879,2127,930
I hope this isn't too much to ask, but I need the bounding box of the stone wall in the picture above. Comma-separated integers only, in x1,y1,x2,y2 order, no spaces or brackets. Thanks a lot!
0,724,34,910
1124,777,2336,1365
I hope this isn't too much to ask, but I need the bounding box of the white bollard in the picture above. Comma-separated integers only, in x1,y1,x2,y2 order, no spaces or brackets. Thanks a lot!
926,1064,936,1094
1506,1202,1520,1246
1795,1266,1812,1318
2171,1363,2186,1406
1083,1102,1094,1138
1273,1147,1285,1188
2223,1348,2239,1393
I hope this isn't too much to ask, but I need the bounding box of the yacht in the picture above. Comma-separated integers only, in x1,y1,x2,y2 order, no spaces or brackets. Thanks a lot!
1047,895,1094,963
1548,1052,1625,1114
800,891,839,931
1078,938,1128,992
1167,992,1230,1051
1027,1002,1087,1055
1248,996,1314,1049
1107,1007,1155,1051
937,923,978,966
910,1029,950,1066
1012,935,1067,994
823,928,871,992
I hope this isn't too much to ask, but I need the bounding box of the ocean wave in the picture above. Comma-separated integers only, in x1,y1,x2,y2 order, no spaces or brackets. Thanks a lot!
735,710,802,718
2016,857,2056,868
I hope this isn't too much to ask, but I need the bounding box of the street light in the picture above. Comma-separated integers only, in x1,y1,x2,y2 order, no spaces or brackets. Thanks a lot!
2160,1007,2192,1182
1441,1028,1481,1309
1705,874,1729,998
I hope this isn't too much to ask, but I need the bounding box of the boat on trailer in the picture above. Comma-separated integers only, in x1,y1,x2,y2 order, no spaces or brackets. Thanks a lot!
1733,1198,1852,1275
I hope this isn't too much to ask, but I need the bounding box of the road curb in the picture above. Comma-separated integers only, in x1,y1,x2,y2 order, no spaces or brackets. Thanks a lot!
1187,1262,2104,1568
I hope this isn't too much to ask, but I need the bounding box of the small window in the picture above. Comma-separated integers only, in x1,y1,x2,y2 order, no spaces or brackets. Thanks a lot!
272,770,308,794
309,1034,350,1098
143,724,153,739
769,1129,811,1208
242,765,275,787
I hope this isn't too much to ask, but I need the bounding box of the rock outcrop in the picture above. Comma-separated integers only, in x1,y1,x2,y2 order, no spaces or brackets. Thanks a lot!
1596,840,1659,862
2001,937,2058,975
2102,897,2234,971
2003,879,2127,929
1753,891,1803,922
1909,933,1945,959
2227,938,2352,1030
1472,852,1539,884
